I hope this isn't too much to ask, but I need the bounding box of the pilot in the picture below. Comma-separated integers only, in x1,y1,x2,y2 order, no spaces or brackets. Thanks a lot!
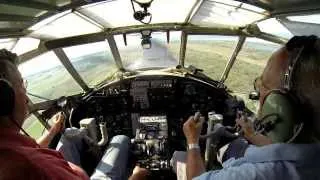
178,35,320,180
0,49,146,180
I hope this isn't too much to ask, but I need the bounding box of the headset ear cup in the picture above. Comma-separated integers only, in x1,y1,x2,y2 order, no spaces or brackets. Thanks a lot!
0,79,15,116
259,90,297,143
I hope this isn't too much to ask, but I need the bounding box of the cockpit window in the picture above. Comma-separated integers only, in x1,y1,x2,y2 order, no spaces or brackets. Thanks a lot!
22,114,44,139
115,31,181,70
185,35,239,80
63,41,118,87
225,38,281,111
18,51,83,103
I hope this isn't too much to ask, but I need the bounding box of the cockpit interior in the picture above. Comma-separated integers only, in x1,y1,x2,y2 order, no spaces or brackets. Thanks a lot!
0,0,319,179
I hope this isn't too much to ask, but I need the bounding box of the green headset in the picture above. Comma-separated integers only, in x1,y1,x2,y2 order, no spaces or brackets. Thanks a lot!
256,35,318,143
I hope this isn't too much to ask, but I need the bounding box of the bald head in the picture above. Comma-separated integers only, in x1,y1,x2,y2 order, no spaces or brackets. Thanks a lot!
258,47,290,103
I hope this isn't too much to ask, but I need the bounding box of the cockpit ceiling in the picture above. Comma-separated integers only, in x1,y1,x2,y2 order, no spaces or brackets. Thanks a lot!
0,0,319,49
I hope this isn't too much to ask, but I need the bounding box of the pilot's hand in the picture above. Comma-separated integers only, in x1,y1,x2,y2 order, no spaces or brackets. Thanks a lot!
183,116,204,144
49,112,65,136
129,166,150,180
236,115,255,138
210,123,238,150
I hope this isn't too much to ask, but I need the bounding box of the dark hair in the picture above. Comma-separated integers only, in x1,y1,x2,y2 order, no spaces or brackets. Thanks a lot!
0,49,18,83
0,49,18,65
287,36,320,138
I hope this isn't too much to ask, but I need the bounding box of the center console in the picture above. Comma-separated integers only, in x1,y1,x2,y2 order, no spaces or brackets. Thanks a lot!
131,115,171,170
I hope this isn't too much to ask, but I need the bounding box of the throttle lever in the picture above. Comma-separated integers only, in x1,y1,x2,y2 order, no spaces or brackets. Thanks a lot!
193,111,201,123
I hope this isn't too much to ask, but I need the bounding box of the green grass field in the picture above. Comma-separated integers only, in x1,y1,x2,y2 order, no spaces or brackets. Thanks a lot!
24,39,281,139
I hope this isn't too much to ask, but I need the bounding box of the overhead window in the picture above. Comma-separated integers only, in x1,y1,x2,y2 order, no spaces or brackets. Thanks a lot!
12,38,40,55
258,18,293,39
191,0,265,27
185,35,238,81
18,51,83,103
63,41,118,87
0,4,47,17
29,12,102,39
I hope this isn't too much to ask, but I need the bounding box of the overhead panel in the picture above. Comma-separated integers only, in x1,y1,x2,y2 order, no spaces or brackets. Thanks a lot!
0,21,31,29
191,0,266,27
30,12,102,39
287,14,320,24
33,0,72,7
0,4,47,17
78,0,196,28
257,18,293,39
279,17,320,37
268,0,320,16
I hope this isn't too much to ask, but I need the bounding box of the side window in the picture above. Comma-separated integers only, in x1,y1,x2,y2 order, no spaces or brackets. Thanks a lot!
22,114,45,139
18,51,83,104
225,38,281,112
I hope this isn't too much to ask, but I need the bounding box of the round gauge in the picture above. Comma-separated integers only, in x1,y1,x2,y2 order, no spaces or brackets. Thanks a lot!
184,85,197,95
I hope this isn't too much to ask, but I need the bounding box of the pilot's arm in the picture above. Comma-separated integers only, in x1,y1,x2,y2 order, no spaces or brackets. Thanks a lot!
37,112,65,148
183,116,206,180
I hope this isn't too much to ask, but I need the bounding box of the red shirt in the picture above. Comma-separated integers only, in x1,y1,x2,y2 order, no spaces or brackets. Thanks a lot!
0,127,89,180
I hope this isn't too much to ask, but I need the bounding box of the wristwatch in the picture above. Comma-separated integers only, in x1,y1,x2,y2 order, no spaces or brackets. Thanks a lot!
188,144,200,150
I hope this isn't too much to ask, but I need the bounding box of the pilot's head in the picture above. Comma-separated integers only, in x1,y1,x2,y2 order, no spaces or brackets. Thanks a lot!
0,49,29,128
256,35,320,139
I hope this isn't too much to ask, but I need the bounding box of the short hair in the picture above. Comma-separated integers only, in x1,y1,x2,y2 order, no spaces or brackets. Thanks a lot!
0,49,19,84
287,36,320,138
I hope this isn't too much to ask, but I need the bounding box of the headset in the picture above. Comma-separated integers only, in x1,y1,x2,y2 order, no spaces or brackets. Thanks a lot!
256,35,318,143
0,79,15,116
0,78,30,136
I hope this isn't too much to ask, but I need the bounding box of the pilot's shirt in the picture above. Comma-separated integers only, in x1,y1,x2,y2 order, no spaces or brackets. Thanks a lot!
195,143,320,180
0,127,89,180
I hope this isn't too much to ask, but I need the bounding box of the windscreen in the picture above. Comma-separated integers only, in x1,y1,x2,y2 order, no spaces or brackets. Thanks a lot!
115,31,181,70
185,35,239,80
63,41,118,87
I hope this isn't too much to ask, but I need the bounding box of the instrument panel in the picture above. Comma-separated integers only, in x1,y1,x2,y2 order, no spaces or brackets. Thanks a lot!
71,75,241,170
